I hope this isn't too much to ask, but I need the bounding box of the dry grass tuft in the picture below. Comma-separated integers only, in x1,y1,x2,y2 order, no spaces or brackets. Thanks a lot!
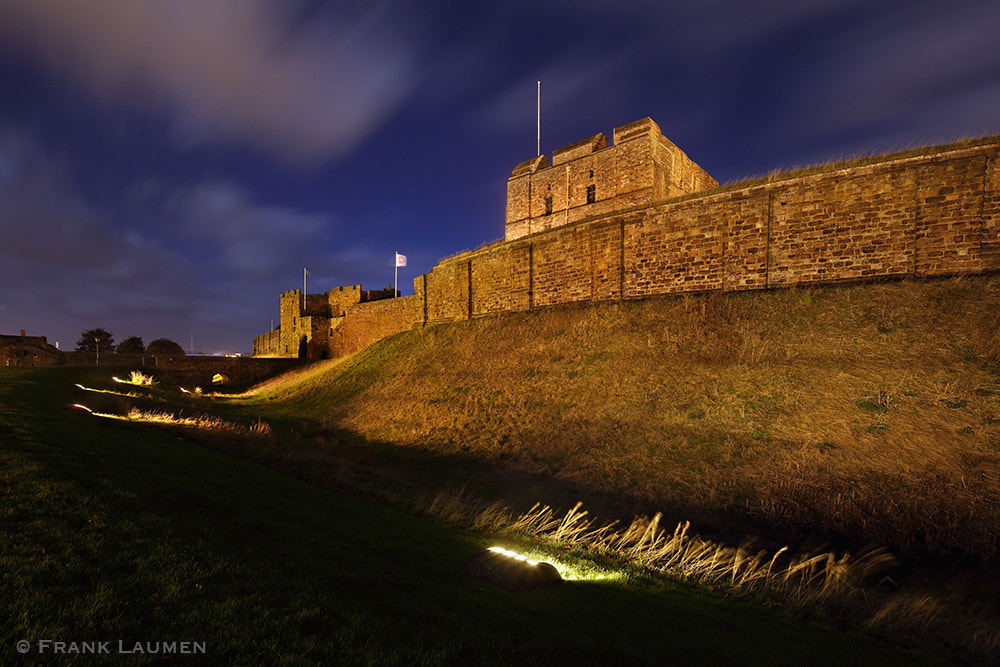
124,408,272,439
480,500,895,603
415,494,1000,657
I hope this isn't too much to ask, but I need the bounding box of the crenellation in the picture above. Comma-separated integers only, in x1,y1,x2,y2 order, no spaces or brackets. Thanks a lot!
551,133,607,166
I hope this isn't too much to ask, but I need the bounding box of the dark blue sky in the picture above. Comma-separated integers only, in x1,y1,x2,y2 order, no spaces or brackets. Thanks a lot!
1,0,998,354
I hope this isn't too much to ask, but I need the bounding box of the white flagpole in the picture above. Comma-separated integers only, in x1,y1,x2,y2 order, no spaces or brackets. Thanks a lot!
394,253,398,298
537,80,541,157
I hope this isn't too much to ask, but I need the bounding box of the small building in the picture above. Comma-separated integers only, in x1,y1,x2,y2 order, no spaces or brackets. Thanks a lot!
0,331,61,367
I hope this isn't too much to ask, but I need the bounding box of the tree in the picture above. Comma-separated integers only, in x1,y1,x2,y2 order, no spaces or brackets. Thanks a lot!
147,338,185,356
76,328,114,353
117,336,145,354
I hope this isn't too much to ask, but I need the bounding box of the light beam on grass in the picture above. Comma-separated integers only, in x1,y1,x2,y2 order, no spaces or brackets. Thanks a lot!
73,383,143,399
72,403,272,438
70,404,119,419
112,371,158,386
463,546,563,591
427,493,896,602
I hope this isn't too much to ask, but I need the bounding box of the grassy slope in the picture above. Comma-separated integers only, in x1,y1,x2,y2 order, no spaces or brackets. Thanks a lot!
0,375,969,662
243,276,1000,568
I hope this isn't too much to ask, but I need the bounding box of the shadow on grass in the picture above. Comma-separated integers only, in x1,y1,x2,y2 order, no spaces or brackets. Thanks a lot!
0,366,969,665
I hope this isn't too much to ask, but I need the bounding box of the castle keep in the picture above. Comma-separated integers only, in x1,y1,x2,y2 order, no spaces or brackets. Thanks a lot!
504,118,716,240
254,117,1000,360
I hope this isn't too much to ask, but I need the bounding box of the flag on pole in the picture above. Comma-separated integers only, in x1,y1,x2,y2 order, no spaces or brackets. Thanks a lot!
394,252,406,298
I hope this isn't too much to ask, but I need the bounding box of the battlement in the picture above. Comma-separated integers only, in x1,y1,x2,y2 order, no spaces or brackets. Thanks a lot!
327,284,362,317
504,117,717,241
551,133,607,166
612,117,658,144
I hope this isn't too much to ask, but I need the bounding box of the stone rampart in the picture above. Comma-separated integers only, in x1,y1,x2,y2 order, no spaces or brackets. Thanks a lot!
253,329,281,357
331,294,422,357
52,352,299,388
254,123,1000,361
439,141,999,321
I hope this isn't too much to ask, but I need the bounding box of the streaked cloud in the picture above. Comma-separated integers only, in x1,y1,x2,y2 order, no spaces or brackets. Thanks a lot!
175,181,331,278
0,0,423,164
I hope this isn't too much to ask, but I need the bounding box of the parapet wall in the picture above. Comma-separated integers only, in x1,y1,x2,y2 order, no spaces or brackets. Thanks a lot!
254,125,1000,361
331,294,422,357
422,140,999,321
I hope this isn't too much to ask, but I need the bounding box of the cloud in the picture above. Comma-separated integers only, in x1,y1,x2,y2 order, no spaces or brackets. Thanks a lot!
0,123,387,350
0,0,424,164
0,127,121,268
174,181,331,278
0,127,251,346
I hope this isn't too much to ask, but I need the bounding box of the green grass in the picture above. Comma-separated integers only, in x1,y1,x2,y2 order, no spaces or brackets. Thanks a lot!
0,366,970,665
236,277,1000,563
212,275,1000,660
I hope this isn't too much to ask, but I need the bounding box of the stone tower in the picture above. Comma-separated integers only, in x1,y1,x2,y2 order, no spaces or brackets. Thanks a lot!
504,117,717,241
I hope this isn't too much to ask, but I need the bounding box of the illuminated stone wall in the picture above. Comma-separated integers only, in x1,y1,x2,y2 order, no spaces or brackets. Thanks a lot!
255,121,1000,361
331,294,422,357
427,137,1000,321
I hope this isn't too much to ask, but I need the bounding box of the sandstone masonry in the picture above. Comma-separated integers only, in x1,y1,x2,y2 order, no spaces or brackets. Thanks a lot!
254,118,1000,360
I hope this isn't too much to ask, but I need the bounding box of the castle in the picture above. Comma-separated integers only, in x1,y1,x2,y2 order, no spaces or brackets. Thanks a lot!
254,117,1000,360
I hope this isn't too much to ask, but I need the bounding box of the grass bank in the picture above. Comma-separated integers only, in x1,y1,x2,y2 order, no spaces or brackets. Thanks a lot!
3,366,967,664
226,275,1000,658
243,276,1000,565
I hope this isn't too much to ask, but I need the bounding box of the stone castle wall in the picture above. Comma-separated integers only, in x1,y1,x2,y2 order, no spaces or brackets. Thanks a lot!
255,120,1000,361
331,294,423,358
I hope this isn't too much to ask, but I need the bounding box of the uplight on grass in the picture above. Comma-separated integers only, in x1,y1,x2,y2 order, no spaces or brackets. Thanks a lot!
70,403,124,419
489,546,538,564
71,399,273,439
485,547,620,583
112,371,158,387
463,546,563,592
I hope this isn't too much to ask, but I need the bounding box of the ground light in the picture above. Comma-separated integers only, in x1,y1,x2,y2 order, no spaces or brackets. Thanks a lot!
463,546,563,592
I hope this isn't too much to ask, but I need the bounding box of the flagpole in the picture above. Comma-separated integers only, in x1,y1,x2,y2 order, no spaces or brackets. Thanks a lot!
394,253,398,298
303,267,307,313
537,80,541,157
